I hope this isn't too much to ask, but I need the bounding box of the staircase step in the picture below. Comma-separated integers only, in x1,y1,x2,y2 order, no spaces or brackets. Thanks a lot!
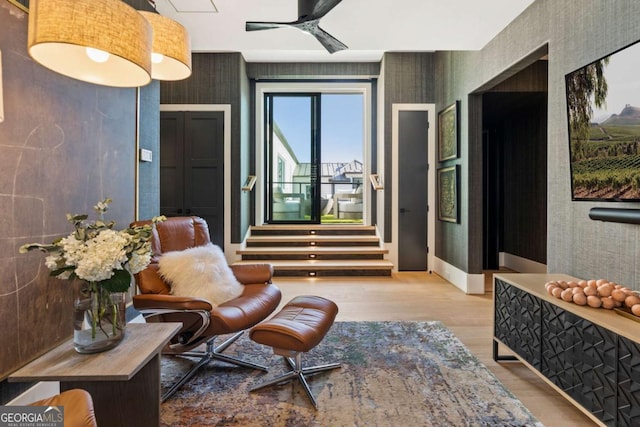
250,224,376,236
232,259,394,277
240,224,393,276
245,234,380,247
237,246,388,260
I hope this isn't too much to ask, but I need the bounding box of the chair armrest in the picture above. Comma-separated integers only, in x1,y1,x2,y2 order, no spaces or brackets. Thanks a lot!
230,263,274,284
333,191,363,216
281,192,305,201
133,294,213,311
334,191,363,201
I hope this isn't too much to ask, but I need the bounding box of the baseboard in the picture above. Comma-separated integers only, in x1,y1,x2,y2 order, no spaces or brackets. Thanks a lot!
433,257,485,294
499,252,547,273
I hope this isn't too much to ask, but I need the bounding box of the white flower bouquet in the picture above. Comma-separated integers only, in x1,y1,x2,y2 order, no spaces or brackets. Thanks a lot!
20,199,164,347
20,198,164,292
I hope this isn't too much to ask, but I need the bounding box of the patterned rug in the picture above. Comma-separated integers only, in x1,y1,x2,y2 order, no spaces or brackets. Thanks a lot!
160,321,542,427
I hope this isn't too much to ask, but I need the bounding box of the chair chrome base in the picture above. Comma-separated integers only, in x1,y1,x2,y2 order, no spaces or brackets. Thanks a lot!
250,352,341,409
162,331,268,402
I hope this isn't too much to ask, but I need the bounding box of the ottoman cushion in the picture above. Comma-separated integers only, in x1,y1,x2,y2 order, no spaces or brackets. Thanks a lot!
250,295,338,353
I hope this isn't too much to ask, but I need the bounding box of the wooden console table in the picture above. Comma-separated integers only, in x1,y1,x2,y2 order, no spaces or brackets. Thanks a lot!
494,273,640,427
9,322,181,427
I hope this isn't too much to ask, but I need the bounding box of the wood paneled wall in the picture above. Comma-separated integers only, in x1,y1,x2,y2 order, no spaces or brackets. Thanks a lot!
162,56,382,243
382,52,436,242
246,62,380,79
160,53,245,242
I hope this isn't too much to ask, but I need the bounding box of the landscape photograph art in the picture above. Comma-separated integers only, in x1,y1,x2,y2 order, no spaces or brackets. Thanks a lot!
566,40,640,201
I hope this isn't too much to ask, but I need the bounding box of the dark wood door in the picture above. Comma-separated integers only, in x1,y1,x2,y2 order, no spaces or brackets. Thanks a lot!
398,110,429,270
160,111,224,247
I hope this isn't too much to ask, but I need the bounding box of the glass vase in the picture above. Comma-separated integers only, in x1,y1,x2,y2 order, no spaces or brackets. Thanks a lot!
73,284,126,354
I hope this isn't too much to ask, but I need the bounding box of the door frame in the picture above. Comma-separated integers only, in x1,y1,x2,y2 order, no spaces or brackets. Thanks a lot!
255,82,373,226
160,104,232,252
391,104,436,272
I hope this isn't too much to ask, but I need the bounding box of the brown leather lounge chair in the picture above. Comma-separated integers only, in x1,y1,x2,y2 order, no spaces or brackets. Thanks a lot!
29,389,97,427
131,216,282,401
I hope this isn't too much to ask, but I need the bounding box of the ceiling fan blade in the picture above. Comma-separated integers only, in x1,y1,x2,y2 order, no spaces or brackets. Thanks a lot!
245,21,291,31
308,0,343,20
309,25,347,54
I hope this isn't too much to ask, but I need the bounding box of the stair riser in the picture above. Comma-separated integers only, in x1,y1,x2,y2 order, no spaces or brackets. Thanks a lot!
246,241,379,247
250,229,376,236
274,268,392,277
242,254,385,260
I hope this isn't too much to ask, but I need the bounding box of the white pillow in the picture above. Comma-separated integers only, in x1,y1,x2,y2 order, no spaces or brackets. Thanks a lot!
158,243,244,306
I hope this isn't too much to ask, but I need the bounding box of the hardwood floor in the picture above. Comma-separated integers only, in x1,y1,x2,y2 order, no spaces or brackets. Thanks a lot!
274,271,597,427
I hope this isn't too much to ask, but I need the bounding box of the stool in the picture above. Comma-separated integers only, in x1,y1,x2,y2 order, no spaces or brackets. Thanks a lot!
249,295,341,409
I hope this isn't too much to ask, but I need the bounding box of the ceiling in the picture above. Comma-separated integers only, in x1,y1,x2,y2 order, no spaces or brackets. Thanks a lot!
153,0,535,62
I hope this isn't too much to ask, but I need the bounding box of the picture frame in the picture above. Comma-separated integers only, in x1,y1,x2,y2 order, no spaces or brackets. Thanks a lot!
241,175,257,192
7,0,29,12
437,165,460,223
438,101,460,162
369,173,383,190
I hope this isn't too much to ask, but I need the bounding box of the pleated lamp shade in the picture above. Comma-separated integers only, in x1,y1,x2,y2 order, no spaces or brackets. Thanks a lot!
139,11,192,81
28,0,153,87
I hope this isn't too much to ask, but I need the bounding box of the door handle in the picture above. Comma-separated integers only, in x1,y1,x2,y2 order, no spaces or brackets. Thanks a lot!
400,208,410,213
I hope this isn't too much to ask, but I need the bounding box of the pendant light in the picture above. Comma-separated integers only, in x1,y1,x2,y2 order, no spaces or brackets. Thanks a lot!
28,0,153,88
138,11,192,81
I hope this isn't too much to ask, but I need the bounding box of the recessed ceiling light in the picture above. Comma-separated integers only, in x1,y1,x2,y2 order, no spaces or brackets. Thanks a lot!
168,0,217,13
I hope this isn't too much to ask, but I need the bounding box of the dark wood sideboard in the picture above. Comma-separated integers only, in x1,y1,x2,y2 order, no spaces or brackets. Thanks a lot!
493,273,640,427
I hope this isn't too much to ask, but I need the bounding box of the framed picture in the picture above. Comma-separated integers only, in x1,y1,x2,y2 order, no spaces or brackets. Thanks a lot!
241,175,256,192
438,101,460,162
369,173,383,190
437,165,460,223
8,0,29,11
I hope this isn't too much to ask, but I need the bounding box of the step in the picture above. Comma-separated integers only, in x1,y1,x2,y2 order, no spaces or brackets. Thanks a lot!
250,224,377,236
237,246,388,260
232,259,394,277
245,234,380,247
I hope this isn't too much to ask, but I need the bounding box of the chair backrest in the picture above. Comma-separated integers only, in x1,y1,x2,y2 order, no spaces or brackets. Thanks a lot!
132,216,211,295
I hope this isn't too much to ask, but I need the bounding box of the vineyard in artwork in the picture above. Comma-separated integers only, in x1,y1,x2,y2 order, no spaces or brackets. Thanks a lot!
570,121,640,200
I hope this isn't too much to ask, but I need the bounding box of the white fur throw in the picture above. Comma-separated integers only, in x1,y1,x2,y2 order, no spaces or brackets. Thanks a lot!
158,244,244,306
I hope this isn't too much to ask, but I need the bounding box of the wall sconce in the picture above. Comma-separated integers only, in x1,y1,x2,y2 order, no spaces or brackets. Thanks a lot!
138,11,192,81
0,50,4,123
27,0,153,87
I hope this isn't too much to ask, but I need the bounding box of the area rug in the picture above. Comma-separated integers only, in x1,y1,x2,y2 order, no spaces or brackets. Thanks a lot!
160,321,542,426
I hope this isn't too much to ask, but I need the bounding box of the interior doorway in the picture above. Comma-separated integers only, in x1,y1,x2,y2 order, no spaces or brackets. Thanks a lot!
481,58,548,272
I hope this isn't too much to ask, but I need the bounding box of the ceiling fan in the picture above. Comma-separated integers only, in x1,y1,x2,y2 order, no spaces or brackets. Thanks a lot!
245,0,347,54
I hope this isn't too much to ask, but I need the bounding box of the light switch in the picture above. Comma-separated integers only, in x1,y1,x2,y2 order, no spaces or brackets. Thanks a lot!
139,148,153,162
